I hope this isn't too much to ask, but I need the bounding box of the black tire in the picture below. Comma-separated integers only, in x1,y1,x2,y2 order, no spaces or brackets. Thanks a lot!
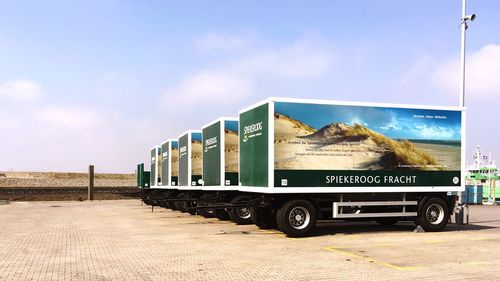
175,193,186,212
181,194,197,215
214,209,231,221
197,193,215,218
276,199,317,237
418,197,449,232
250,206,277,229
375,217,399,226
228,195,253,225
163,191,175,209
169,200,178,210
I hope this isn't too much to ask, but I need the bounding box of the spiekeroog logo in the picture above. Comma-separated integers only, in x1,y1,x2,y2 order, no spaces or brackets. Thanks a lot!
243,122,263,142
179,146,187,157
204,136,217,152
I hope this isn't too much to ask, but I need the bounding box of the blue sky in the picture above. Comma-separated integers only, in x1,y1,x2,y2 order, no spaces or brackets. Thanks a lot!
191,132,202,142
0,1,499,172
225,120,238,133
275,102,461,141
171,140,178,149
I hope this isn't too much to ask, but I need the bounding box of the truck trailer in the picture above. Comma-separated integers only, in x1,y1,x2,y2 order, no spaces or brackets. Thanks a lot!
173,130,204,214
195,118,254,223
238,98,464,236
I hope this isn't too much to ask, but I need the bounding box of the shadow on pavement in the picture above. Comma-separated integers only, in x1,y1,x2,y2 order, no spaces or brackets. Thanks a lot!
301,221,497,237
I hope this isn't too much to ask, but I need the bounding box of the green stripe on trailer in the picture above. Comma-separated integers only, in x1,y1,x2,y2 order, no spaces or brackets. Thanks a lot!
160,142,170,186
150,148,156,187
274,170,461,187
171,140,179,186
202,118,239,187
179,134,189,186
203,121,221,186
239,103,269,187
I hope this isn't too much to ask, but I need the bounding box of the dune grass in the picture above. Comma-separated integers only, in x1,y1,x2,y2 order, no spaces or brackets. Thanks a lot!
344,124,440,170
274,113,316,133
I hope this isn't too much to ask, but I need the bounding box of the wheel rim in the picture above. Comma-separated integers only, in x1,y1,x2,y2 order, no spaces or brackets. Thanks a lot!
236,207,251,219
288,206,310,230
426,203,445,225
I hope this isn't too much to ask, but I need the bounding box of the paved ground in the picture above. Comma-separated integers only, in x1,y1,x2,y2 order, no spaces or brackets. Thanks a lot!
0,200,499,281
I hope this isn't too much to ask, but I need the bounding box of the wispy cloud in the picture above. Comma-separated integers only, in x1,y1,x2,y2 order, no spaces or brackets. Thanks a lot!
162,33,334,111
162,71,253,108
433,44,500,97
37,106,104,130
195,32,257,51
0,79,43,102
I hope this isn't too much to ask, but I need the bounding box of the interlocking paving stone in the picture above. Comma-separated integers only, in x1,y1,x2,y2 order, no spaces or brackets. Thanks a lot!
0,200,499,280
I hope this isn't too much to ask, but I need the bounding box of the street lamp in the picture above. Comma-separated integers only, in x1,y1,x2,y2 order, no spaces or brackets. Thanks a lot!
459,0,476,107
457,0,476,223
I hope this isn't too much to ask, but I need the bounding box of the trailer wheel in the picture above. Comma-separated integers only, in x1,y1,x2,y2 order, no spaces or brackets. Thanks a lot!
418,197,449,232
197,193,215,218
169,200,178,210
214,209,231,221
181,194,197,215
250,207,277,229
175,193,187,212
228,195,253,225
276,199,317,237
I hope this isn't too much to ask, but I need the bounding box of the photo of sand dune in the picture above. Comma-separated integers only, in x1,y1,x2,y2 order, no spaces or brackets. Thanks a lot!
191,140,203,176
225,129,239,172
157,149,162,180
171,146,179,177
274,110,461,171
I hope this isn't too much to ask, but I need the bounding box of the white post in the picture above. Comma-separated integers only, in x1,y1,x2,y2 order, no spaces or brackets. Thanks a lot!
459,0,467,108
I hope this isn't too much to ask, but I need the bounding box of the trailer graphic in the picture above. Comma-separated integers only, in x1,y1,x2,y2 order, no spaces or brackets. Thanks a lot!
159,139,179,188
178,131,203,187
240,99,463,192
202,118,239,187
171,140,179,186
149,146,161,187
140,97,465,237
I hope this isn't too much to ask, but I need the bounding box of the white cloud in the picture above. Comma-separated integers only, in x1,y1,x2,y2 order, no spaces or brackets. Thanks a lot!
37,106,104,130
0,79,43,101
0,102,163,173
162,34,334,109
163,71,253,108
433,44,500,97
415,125,456,139
237,39,333,78
196,32,255,51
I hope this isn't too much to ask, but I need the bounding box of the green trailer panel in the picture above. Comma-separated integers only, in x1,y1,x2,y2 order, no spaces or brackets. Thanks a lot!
239,103,269,187
179,135,189,186
203,122,221,186
160,142,170,186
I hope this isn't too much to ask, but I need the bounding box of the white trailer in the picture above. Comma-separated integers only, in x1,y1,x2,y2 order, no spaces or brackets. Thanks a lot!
237,97,465,236
196,118,253,223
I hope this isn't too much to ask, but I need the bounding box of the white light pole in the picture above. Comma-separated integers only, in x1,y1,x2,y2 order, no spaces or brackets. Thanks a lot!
460,0,476,107
457,0,475,221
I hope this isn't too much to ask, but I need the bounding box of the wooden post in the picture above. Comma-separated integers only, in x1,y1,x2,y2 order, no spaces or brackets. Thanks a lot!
88,165,94,201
